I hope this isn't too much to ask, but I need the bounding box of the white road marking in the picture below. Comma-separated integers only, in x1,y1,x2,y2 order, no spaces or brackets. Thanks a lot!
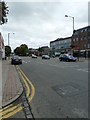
62,65,78,68
77,68,89,72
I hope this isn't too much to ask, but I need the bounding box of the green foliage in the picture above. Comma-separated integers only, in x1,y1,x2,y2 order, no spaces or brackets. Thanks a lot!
14,44,29,56
0,1,9,25
5,46,11,57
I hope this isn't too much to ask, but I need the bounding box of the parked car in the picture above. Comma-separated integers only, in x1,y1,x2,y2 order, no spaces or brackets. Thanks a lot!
42,55,50,59
52,55,55,58
59,54,76,62
32,54,37,58
11,55,22,65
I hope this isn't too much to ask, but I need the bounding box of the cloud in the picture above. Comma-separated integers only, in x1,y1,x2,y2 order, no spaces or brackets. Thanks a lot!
1,1,89,51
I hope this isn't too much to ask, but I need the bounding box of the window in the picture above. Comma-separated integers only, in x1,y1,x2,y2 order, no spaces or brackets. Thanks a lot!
85,28,87,32
88,44,90,48
80,43,83,49
81,37,83,40
76,38,78,42
84,36,86,40
73,38,75,42
81,30,83,33
88,35,90,39
84,43,86,48
88,28,90,32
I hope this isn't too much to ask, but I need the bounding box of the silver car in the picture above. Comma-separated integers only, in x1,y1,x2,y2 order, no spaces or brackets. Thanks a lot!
42,55,50,59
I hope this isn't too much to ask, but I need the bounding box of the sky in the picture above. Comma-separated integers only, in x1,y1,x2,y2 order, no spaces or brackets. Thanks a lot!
0,0,90,51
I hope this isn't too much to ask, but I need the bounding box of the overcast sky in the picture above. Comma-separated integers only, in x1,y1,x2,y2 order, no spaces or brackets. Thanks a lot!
0,0,89,51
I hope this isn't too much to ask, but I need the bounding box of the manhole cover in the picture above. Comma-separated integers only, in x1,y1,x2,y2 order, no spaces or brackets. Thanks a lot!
52,82,86,97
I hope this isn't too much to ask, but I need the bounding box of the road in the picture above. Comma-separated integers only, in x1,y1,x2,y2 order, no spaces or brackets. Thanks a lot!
19,57,88,118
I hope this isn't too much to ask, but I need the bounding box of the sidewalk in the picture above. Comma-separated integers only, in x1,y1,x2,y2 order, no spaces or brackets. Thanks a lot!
2,60,23,107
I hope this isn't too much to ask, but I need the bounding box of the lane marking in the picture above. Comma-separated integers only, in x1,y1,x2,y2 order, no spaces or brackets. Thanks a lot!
2,106,23,119
0,104,13,112
18,71,30,98
1,104,21,116
77,68,88,72
17,66,35,103
0,65,35,119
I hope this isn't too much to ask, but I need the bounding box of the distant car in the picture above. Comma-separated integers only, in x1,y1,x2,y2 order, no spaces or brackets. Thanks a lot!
11,55,22,65
52,55,55,58
59,54,76,62
42,55,50,59
32,54,37,58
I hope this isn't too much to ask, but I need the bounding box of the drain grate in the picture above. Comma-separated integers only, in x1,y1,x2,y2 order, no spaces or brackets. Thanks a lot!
52,82,86,97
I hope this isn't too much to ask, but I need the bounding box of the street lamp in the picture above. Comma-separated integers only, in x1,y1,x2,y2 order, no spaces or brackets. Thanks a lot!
65,15,74,33
8,32,15,46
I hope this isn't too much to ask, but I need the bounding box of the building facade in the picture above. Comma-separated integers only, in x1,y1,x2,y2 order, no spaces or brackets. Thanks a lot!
50,37,72,55
0,32,5,60
72,26,90,57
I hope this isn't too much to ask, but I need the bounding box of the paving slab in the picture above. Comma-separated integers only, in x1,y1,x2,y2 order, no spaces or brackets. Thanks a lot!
2,60,23,107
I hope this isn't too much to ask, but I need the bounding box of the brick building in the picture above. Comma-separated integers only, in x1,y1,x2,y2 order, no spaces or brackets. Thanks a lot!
0,32,5,60
72,26,90,57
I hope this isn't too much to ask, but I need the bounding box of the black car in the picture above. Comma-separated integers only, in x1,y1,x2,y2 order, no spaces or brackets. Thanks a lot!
11,55,22,65
59,54,76,62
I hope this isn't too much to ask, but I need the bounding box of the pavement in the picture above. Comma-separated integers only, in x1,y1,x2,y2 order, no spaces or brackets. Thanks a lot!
2,59,23,107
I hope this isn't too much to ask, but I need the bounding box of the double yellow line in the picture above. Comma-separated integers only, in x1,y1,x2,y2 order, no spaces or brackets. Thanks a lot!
0,65,35,119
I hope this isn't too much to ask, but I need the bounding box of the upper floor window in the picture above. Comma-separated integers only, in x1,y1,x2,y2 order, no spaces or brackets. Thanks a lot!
88,28,90,32
84,28,87,32
73,38,75,42
84,43,86,48
84,36,86,40
88,43,90,48
80,36,83,40
88,35,90,39
81,30,83,33
76,38,78,42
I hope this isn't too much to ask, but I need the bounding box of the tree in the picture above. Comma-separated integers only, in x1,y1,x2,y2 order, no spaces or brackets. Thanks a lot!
14,47,21,55
20,44,29,56
14,44,29,56
0,1,9,25
5,46,11,57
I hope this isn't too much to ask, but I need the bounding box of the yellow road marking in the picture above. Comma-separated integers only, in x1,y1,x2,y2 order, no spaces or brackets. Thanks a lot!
1,65,35,119
18,71,30,98
0,104,21,116
0,104,13,113
0,104,14,113
17,66,35,102
2,106,23,119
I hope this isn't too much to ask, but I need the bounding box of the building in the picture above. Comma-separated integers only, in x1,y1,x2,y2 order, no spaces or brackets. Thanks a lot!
88,1,90,26
41,46,50,55
0,32,5,60
50,36,72,56
72,26,90,57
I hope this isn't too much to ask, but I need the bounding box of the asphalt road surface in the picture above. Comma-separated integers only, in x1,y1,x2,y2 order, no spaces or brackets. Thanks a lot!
19,57,88,118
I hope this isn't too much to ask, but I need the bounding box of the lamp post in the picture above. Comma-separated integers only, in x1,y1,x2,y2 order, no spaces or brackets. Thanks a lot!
65,15,74,33
8,32,15,46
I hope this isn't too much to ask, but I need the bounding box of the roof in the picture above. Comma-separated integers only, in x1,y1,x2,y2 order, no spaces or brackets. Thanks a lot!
50,36,72,43
74,25,90,32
